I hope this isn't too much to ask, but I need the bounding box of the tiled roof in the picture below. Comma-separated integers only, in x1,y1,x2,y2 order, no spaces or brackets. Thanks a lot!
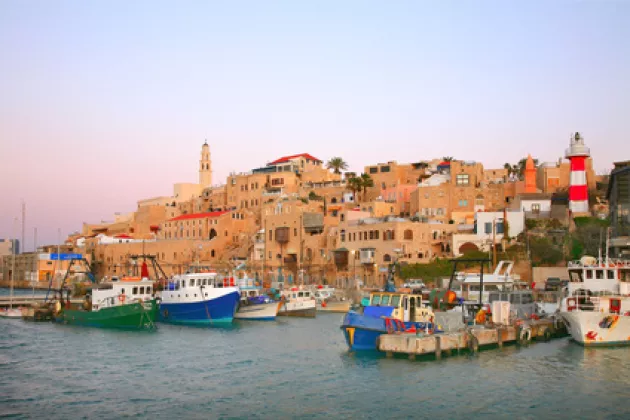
269,153,321,165
114,234,133,239
168,211,229,222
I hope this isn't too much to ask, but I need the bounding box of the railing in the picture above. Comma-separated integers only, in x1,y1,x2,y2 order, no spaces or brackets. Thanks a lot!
568,258,630,268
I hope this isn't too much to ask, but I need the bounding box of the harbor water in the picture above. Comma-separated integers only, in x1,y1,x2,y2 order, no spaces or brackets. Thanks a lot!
1,291,630,419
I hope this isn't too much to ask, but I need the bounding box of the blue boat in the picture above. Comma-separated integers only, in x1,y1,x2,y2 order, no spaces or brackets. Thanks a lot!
158,269,240,325
340,291,437,351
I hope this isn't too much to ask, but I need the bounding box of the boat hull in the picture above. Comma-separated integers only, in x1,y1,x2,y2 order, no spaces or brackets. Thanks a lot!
235,301,282,321
159,291,240,325
0,308,23,319
56,300,158,330
278,300,317,318
317,301,351,313
560,311,630,347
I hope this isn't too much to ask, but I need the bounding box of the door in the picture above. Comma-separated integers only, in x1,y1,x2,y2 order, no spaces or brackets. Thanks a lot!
403,296,410,322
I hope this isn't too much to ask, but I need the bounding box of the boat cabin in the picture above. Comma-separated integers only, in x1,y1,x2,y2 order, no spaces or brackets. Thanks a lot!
567,257,630,295
455,261,521,303
367,292,432,323
488,290,537,319
165,273,236,291
280,289,314,302
90,278,154,311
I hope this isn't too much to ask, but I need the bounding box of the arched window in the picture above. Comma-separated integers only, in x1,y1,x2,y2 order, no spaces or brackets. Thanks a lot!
211,250,215,258
341,214,345,222
383,254,391,262
404,229,413,240
340,229,346,242
331,197,337,204
209,229,217,240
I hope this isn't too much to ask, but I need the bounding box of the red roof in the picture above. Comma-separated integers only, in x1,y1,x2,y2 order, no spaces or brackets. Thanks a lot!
168,211,229,222
438,161,451,166
269,153,321,165
114,234,133,239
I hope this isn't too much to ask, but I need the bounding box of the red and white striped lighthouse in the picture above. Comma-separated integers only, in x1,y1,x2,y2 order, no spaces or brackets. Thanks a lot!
565,132,590,214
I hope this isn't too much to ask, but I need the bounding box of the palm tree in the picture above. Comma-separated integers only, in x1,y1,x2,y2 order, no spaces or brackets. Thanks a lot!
347,177,362,202
442,156,455,162
326,157,348,174
360,173,374,200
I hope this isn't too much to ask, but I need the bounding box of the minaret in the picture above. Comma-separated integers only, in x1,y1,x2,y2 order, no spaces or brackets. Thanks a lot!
565,132,590,214
199,140,212,187
524,154,537,193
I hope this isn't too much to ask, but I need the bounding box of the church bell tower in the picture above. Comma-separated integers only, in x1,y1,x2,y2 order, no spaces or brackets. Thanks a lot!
199,140,212,187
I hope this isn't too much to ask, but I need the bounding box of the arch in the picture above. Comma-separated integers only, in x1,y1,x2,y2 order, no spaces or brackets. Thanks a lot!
404,229,413,240
340,214,345,222
383,254,392,263
459,242,479,254
211,249,215,258
331,197,337,204
209,229,217,240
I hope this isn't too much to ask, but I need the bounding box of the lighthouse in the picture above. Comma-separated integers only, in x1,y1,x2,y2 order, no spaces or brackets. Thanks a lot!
565,132,590,214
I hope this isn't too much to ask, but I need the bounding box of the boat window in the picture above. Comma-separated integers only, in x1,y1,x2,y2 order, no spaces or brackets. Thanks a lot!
489,293,500,302
205,293,208,297
509,294,520,304
502,293,509,301
521,293,533,304
217,281,222,288
147,286,151,294
381,295,390,305
485,285,499,291
190,279,195,287
607,270,615,280
586,270,593,280
298,292,304,297
121,288,125,294
621,271,629,282
469,285,480,292
569,271,582,283
371,295,381,305
305,292,310,297
391,295,401,307
139,287,145,294
133,287,138,294
596,270,604,280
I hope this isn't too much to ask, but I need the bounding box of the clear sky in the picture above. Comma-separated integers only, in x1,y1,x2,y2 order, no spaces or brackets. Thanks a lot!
1,1,628,248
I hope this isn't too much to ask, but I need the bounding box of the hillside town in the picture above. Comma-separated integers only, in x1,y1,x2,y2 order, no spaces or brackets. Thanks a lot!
2,133,629,289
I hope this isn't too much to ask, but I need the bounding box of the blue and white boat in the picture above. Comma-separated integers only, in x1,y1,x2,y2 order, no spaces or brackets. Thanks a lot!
340,263,437,351
158,269,240,325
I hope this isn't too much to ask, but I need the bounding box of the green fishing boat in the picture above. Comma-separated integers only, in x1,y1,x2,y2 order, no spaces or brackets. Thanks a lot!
47,256,159,330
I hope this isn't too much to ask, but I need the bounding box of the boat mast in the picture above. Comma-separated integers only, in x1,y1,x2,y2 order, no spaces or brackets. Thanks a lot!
10,217,17,309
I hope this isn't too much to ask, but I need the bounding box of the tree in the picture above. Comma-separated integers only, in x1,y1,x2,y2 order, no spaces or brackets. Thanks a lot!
326,157,348,174
529,236,564,266
360,173,374,200
347,177,362,202
516,157,539,179
442,156,455,162
504,162,519,178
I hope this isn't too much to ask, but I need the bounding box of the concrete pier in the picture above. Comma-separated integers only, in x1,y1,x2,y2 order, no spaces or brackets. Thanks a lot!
378,319,565,358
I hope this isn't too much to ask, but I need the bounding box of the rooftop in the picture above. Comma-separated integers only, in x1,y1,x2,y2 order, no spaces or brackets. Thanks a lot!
168,210,229,222
268,153,321,165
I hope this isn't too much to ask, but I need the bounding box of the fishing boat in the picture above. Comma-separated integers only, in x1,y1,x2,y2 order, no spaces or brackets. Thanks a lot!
341,263,436,351
158,267,240,325
278,288,317,317
559,254,630,346
235,277,282,321
53,277,158,330
312,285,351,313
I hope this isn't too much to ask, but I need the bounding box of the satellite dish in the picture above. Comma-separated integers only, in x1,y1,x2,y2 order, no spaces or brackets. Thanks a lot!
580,255,597,266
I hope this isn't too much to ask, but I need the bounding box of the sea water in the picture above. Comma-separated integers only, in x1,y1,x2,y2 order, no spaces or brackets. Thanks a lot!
1,290,629,419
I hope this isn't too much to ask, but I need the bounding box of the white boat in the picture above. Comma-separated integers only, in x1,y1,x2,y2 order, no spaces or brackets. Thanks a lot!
0,235,22,319
455,261,525,303
278,288,317,317
311,286,350,313
0,307,22,319
235,278,282,321
559,255,630,346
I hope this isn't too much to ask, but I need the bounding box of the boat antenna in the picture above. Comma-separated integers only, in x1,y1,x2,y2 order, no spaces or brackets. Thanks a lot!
605,227,610,264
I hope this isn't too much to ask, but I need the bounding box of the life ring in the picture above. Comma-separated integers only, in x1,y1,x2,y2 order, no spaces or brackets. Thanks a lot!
520,327,532,345
567,297,577,312
118,294,126,303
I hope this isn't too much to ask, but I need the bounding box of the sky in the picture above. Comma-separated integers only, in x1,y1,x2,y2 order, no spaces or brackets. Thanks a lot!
1,0,628,249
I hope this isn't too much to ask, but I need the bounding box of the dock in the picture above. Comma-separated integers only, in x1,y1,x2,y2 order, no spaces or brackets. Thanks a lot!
0,295,82,307
377,319,566,360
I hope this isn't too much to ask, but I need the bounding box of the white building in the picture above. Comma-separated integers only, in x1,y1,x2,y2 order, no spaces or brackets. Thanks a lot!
451,210,525,256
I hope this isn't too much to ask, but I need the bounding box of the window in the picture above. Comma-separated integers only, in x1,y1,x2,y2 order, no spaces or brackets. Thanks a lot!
381,295,390,305
485,222,492,234
371,295,381,305
586,270,593,279
608,270,615,280
404,230,413,240
456,174,469,186
496,222,504,234
458,199,468,207
147,287,151,294
521,293,533,304
133,287,138,294
139,287,145,294
189,279,195,287
380,166,390,173
531,203,541,213
369,167,378,174
391,295,401,307
596,270,604,279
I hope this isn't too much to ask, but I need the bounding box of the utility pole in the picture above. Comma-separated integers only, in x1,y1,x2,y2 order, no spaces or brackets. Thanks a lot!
492,218,497,270
21,200,25,254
